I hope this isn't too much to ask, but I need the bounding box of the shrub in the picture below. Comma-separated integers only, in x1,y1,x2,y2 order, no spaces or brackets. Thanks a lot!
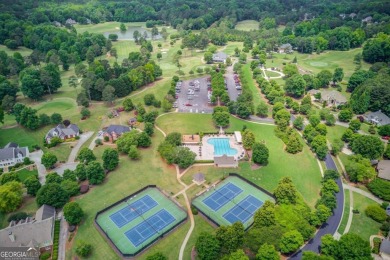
40,252,51,260
368,179,390,200
191,206,198,215
76,241,92,257
365,204,387,223
8,212,29,222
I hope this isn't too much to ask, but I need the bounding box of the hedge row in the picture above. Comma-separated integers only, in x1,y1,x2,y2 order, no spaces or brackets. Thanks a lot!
52,220,60,260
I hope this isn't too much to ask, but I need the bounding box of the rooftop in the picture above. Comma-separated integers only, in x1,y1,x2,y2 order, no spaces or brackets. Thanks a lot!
365,111,390,126
378,160,390,181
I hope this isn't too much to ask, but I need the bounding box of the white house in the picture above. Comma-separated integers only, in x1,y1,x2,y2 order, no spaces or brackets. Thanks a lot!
0,143,29,169
212,52,228,63
364,111,390,126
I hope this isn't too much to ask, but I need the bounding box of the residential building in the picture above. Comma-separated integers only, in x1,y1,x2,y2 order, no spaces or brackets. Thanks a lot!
278,43,293,54
212,52,228,63
308,89,347,107
380,238,390,260
0,142,29,169
0,205,56,253
45,123,80,144
103,125,130,142
364,111,390,126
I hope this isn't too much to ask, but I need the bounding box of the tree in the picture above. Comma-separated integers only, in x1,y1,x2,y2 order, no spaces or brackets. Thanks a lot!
165,132,182,146
74,164,87,181
137,132,152,147
24,176,41,196
286,133,303,154
338,109,353,122
0,181,23,213
244,225,284,253
365,204,387,222
120,23,126,32
109,48,118,60
279,230,304,254
228,249,248,260
20,69,44,100
39,113,51,126
174,147,196,169
331,139,344,155
309,114,321,127
274,177,298,204
61,180,79,197
349,119,361,132
216,222,244,254
102,148,119,171
0,172,20,185
316,204,332,223
41,152,57,169
162,99,172,112
146,252,168,260
325,113,336,126
63,202,84,225
75,241,92,257
285,74,306,97
351,135,384,159
242,130,255,150
315,123,327,136
347,70,375,92
204,52,213,64
46,172,62,184
81,107,91,119
86,161,105,185
320,234,338,256
77,148,96,164
293,116,304,130
108,34,118,41
336,233,372,259
345,155,376,182
195,232,220,260
50,113,62,124
123,98,134,111
333,68,344,84
213,110,230,127
252,142,269,165
36,183,69,208
128,145,140,160
253,201,275,228
102,85,116,105
256,244,279,260
316,70,332,87
256,102,268,118
283,64,298,78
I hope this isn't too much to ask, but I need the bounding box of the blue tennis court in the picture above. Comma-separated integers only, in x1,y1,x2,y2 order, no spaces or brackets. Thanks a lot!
125,209,176,247
110,195,158,228
223,195,263,224
202,182,243,211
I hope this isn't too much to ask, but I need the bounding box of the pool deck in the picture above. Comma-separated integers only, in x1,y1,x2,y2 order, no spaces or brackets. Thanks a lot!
183,134,245,161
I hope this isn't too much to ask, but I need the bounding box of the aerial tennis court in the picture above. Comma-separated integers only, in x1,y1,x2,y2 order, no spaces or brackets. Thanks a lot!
95,186,187,257
192,175,274,229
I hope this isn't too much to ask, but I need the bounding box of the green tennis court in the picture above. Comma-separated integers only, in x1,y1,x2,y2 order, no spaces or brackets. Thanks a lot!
192,175,275,229
95,186,187,257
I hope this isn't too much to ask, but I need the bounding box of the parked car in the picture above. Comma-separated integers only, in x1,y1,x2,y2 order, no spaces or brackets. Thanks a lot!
382,136,390,140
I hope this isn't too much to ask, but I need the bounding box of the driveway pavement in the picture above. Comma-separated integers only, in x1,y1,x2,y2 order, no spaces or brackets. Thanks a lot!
57,211,68,260
290,153,344,259
67,131,94,163
53,162,79,176
29,150,46,184
225,64,241,101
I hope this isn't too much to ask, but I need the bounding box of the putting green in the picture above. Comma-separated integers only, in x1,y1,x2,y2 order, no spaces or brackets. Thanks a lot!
309,61,329,67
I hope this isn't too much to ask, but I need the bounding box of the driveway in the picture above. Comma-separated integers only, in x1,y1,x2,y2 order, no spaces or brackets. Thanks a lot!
290,154,344,259
29,150,46,184
57,211,68,260
67,131,94,163
53,162,79,176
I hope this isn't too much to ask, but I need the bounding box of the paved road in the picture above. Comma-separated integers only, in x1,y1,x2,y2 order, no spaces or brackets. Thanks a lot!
67,131,94,163
225,63,240,101
290,153,344,259
249,115,275,124
29,150,46,184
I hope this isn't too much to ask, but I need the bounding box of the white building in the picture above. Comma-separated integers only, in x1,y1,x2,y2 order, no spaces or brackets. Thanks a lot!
0,143,29,169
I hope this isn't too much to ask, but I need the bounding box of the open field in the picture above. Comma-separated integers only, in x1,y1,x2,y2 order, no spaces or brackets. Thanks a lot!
17,168,38,182
157,113,322,208
241,64,262,108
235,20,259,31
0,45,33,57
349,192,381,241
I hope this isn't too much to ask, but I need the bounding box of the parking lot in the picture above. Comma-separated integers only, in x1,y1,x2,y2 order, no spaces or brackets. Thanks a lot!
175,72,241,114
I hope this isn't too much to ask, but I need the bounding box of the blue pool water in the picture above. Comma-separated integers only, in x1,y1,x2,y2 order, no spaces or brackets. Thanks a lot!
207,138,238,156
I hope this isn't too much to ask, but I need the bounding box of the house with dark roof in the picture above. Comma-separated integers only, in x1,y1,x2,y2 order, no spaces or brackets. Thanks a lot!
0,204,55,253
212,52,228,63
45,123,80,144
214,155,238,168
103,125,130,142
0,143,29,169
364,111,390,126
278,43,293,54
377,160,390,181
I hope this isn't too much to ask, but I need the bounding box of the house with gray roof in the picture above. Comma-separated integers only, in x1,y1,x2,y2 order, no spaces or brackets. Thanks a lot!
364,111,390,126
308,89,347,107
214,155,238,168
380,239,390,260
0,204,55,253
378,160,390,181
278,43,293,54
0,142,29,169
103,125,130,142
45,123,80,143
212,52,228,63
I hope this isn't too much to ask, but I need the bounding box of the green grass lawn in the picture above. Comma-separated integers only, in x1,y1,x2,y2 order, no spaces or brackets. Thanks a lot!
48,143,73,163
0,45,33,57
0,125,51,150
0,196,38,229
17,168,38,182
157,113,322,208
68,130,187,259
241,63,262,108
235,20,259,31
74,22,148,34
265,70,282,78
349,192,381,241
337,189,350,234
222,42,244,56
327,125,347,146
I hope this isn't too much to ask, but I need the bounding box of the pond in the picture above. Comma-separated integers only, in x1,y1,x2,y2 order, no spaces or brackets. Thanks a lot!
103,26,161,40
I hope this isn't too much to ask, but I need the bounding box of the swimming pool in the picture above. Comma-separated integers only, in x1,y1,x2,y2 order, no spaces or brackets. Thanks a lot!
207,138,238,156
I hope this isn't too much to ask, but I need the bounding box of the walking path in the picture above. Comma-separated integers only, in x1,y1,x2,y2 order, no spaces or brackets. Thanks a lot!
344,184,383,204
343,190,354,234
